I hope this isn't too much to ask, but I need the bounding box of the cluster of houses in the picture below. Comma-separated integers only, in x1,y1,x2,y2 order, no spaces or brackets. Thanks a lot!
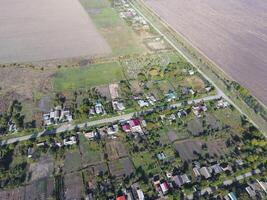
137,94,157,108
27,135,78,158
116,183,145,200
121,118,146,135
84,124,119,140
222,179,267,200
152,171,191,196
43,106,73,126
193,162,232,179
117,0,149,29
159,109,187,124
83,118,147,142
245,179,267,199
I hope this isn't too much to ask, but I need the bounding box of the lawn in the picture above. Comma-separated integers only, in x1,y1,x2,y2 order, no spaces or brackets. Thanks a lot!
53,62,124,91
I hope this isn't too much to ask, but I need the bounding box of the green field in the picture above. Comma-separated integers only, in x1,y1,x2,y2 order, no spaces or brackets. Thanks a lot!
79,0,147,56
53,62,124,91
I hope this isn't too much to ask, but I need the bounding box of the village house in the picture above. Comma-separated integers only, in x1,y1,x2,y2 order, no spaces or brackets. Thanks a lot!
84,131,97,140
192,103,207,117
165,91,176,102
112,100,125,111
8,121,17,132
27,147,34,158
122,119,143,134
95,103,105,115
199,167,211,179
177,109,187,118
107,124,119,135
116,195,126,200
63,136,77,146
209,164,223,175
131,183,145,200
182,87,190,95
160,181,169,195
43,106,72,125
157,152,166,161
205,86,212,92
216,99,230,109
138,100,149,108
220,162,232,172
189,89,195,95
146,95,157,105
172,174,191,187
188,69,195,75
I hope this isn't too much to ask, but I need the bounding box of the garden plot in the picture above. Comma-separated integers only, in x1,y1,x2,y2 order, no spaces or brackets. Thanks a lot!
167,129,190,143
105,139,128,161
79,136,104,167
130,80,143,95
27,156,54,182
174,139,229,161
108,157,134,178
63,151,82,173
0,0,110,64
0,187,25,200
24,178,54,200
187,119,204,136
206,139,228,157
174,140,203,161
96,85,111,100
86,163,109,177
64,172,84,200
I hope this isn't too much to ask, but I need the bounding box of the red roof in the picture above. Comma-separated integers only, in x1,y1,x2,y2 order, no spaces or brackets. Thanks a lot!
117,195,126,200
122,124,131,132
129,119,140,127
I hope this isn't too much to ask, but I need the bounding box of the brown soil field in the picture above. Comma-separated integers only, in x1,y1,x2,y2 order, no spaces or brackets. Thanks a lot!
145,0,267,105
0,0,111,64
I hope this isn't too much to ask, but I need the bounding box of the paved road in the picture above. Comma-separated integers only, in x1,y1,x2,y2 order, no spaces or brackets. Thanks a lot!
0,94,221,146
129,0,264,136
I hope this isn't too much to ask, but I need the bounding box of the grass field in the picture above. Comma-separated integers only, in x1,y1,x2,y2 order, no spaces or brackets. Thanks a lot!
53,62,124,91
79,0,147,56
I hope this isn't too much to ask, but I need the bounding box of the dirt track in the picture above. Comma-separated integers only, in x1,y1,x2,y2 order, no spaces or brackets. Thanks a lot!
0,0,111,64
145,0,267,105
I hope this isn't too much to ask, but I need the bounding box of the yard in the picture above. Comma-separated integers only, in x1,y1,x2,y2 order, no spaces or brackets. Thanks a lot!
53,62,124,91
79,135,104,167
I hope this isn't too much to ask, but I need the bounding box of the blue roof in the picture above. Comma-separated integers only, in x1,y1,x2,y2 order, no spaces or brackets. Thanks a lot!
228,192,237,200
